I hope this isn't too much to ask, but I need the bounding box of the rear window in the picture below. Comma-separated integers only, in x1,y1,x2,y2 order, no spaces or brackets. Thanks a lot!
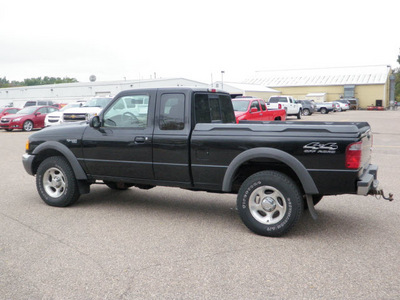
194,93,235,124
24,101,36,107
269,97,288,103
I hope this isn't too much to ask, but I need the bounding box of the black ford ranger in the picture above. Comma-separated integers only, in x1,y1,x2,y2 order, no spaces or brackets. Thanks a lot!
22,87,393,236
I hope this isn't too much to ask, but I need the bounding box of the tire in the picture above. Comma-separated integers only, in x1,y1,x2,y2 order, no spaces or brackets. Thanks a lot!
23,120,34,131
320,108,327,114
297,110,302,119
237,171,303,237
36,156,80,207
103,181,133,190
5,128,13,132
302,108,310,116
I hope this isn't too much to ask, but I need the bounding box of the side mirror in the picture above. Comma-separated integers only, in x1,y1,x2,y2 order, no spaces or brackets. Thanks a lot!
90,116,101,128
35,112,41,116
250,107,258,113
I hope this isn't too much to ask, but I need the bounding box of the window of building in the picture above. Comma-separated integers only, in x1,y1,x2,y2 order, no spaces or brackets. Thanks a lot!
344,85,355,98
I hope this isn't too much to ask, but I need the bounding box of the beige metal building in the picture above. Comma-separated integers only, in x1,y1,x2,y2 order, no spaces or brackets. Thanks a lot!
244,65,393,108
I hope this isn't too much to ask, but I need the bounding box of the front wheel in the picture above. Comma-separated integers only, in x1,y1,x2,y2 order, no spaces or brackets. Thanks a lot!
36,156,80,207
297,110,302,119
320,108,327,114
23,120,34,131
237,171,303,237
302,108,310,116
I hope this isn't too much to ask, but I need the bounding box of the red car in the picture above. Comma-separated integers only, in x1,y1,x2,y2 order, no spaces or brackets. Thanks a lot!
232,98,286,122
0,106,58,131
0,107,21,119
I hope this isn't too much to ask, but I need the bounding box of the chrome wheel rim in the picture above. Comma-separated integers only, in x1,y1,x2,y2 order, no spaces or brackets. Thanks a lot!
249,185,287,225
24,121,33,131
43,167,66,198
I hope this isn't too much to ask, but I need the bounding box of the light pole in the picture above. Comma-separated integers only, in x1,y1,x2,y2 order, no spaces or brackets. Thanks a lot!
221,71,225,90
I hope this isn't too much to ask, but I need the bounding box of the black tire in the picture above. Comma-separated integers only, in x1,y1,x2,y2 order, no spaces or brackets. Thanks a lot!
297,110,302,119
36,156,80,207
104,181,133,190
302,108,310,116
237,171,303,237
320,108,327,114
5,128,13,132
23,120,34,131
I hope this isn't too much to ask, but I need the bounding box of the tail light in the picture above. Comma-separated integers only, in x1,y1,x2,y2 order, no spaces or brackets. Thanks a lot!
345,141,362,169
278,104,282,109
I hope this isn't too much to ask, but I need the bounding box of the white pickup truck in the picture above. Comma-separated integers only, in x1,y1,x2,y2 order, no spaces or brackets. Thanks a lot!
267,96,302,119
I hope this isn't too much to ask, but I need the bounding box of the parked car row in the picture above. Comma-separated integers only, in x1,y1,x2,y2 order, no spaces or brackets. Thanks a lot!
0,96,355,133
1,96,114,132
0,106,59,131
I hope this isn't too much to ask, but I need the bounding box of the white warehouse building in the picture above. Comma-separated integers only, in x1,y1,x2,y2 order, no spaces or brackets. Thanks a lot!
0,78,209,108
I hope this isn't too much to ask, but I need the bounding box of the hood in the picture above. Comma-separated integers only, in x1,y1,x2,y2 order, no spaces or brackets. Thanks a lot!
1,113,25,120
33,122,88,137
234,111,246,118
63,107,102,114
46,111,62,117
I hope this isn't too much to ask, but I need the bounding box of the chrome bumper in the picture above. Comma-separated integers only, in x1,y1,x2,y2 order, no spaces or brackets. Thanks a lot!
357,164,378,196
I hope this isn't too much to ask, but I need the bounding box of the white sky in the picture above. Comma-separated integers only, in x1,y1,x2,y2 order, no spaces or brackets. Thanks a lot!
1,0,399,85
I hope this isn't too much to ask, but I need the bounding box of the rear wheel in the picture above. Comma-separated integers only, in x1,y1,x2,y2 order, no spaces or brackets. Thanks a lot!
36,156,80,207
302,108,310,116
320,108,327,114
237,171,303,237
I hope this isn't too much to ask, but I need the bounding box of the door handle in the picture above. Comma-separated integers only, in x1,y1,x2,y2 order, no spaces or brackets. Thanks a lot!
134,136,150,143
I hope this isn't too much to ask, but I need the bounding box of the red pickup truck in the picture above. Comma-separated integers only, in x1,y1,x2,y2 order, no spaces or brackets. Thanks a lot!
232,97,286,122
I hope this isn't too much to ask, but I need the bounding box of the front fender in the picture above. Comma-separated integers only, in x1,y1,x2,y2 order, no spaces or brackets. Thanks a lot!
32,141,87,180
222,147,319,194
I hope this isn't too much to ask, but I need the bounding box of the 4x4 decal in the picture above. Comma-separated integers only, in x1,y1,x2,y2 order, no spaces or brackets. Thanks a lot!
303,142,338,154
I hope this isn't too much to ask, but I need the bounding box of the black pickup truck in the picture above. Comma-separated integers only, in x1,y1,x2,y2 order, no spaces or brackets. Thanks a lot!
22,87,393,236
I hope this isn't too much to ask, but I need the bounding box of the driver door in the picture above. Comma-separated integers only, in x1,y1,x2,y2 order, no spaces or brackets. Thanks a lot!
82,91,155,180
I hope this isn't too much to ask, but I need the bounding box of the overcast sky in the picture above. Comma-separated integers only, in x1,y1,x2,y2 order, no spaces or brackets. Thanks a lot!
1,0,399,85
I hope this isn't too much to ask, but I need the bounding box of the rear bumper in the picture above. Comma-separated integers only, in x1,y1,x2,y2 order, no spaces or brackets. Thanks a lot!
357,164,378,195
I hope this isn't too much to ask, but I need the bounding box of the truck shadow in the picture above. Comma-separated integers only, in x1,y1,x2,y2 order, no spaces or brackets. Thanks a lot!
75,186,373,238
75,185,244,228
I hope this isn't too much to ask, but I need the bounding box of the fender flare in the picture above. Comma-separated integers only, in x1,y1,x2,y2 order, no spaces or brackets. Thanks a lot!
222,147,319,194
32,141,87,180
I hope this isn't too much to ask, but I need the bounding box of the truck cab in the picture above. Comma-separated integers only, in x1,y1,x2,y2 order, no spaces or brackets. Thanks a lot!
267,95,302,119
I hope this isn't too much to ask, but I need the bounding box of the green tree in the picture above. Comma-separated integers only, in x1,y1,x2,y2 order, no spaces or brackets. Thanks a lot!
396,53,400,102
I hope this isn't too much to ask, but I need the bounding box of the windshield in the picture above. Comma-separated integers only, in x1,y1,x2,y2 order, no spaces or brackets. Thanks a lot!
83,97,112,108
60,103,83,111
17,107,37,115
0,108,4,114
232,100,250,112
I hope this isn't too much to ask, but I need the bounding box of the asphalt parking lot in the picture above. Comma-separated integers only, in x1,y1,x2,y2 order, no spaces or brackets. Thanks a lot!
1,110,400,299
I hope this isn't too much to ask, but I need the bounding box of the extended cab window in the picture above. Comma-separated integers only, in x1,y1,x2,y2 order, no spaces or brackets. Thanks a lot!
194,93,235,124
250,101,260,111
103,95,149,128
260,100,267,111
159,93,185,130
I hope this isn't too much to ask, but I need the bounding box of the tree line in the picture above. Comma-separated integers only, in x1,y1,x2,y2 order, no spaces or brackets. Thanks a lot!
0,76,78,88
